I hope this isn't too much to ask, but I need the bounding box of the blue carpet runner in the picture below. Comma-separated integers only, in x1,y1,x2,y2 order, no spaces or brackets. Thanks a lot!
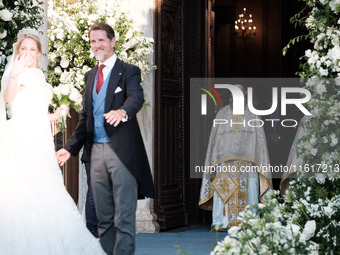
135,226,228,255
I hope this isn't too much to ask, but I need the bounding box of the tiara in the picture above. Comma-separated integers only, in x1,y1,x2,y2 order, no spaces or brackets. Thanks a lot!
17,28,42,39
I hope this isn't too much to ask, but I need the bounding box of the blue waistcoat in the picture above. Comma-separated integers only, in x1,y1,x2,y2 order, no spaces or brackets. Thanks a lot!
92,68,113,143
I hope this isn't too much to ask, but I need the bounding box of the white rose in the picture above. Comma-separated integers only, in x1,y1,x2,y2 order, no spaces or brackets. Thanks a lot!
60,58,69,68
273,221,282,228
75,97,82,107
251,237,261,246
319,67,329,77
316,60,321,69
69,87,82,103
55,66,62,74
60,84,70,95
311,148,318,156
310,137,317,144
330,0,340,12
49,53,57,61
325,59,332,66
300,233,308,242
0,29,7,39
330,137,338,147
290,223,300,235
316,83,327,95
53,87,62,100
330,134,338,147
0,9,13,21
56,32,64,40
302,220,316,240
82,34,89,41
258,203,265,209
228,226,240,236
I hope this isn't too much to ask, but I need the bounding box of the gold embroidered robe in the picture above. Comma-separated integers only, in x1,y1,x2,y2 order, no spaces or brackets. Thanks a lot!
199,105,272,227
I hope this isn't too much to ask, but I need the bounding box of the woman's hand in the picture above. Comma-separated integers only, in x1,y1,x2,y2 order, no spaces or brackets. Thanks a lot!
48,108,60,122
56,148,71,166
10,55,33,78
59,105,70,117
4,55,33,103
48,106,70,122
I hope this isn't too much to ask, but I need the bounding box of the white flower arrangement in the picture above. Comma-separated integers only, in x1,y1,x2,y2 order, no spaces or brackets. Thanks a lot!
52,84,83,130
47,0,155,129
211,191,319,255
281,0,340,175
0,8,12,21
47,0,155,87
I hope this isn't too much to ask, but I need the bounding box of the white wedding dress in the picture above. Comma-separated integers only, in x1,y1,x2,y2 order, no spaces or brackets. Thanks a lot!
0,68,106,255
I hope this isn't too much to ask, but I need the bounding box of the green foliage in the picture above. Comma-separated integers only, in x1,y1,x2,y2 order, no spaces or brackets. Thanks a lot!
48,1,155,91
175,245,188,255
283,177,340,254
48,0,155,112
211,191,319,255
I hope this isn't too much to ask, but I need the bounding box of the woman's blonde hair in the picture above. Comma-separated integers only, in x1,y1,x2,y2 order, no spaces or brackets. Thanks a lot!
13,33,42,67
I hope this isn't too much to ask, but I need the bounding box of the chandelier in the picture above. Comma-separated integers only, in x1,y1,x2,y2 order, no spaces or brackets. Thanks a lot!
234,8,256,39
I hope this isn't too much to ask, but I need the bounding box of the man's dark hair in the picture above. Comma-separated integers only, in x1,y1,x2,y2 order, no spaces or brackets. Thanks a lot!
88,23,115,40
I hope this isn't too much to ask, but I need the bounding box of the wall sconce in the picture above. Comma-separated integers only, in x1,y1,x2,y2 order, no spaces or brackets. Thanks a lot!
235,8,256,39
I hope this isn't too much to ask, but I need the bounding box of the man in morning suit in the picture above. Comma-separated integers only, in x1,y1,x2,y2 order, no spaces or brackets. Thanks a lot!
56,23,155,255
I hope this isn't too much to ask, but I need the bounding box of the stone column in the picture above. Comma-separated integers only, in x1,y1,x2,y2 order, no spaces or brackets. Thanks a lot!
35,0,48,72
136,199,160,233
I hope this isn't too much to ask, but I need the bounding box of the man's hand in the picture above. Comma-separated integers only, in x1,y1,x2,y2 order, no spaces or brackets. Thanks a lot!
56,148,71,166
103,109,126,127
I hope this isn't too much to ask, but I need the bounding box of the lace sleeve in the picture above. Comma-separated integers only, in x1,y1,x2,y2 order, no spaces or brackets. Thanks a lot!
0,69,10,122
1,68,13,120
0,67,11,95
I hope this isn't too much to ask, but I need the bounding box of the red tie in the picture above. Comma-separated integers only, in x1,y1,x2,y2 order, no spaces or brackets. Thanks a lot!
96,64,105,93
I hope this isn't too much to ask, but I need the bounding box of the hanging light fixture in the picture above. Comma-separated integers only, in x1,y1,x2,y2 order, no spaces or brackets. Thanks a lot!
235,8,256,39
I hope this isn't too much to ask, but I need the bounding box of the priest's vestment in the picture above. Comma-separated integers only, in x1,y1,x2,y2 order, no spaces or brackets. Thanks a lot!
199,105,272,229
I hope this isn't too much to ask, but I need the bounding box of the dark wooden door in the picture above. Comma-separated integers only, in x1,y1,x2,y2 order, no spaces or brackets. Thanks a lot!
154,0,214,230
154,0,187,230
54,109,79,204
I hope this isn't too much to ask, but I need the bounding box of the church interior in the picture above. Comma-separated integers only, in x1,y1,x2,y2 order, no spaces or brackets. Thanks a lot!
153,0,311,230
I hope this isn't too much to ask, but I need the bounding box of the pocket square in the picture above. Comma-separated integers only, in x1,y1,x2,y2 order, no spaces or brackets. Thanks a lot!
115,87,122,93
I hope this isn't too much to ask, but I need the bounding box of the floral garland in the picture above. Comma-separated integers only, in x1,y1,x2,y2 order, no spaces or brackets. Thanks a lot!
48,0,155,129
212,191,319,255
212,1,340,254
0,0,43,86
293,0,340,173
283,0,340,178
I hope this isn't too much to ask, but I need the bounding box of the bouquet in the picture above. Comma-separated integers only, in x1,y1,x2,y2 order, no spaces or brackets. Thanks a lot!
52,84,83,131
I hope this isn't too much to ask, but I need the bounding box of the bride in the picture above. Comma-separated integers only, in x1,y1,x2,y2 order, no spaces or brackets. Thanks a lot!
0,29,106,254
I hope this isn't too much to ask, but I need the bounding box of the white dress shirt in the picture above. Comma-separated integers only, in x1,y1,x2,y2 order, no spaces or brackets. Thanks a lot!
98,53,128,122
99,53,117,81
